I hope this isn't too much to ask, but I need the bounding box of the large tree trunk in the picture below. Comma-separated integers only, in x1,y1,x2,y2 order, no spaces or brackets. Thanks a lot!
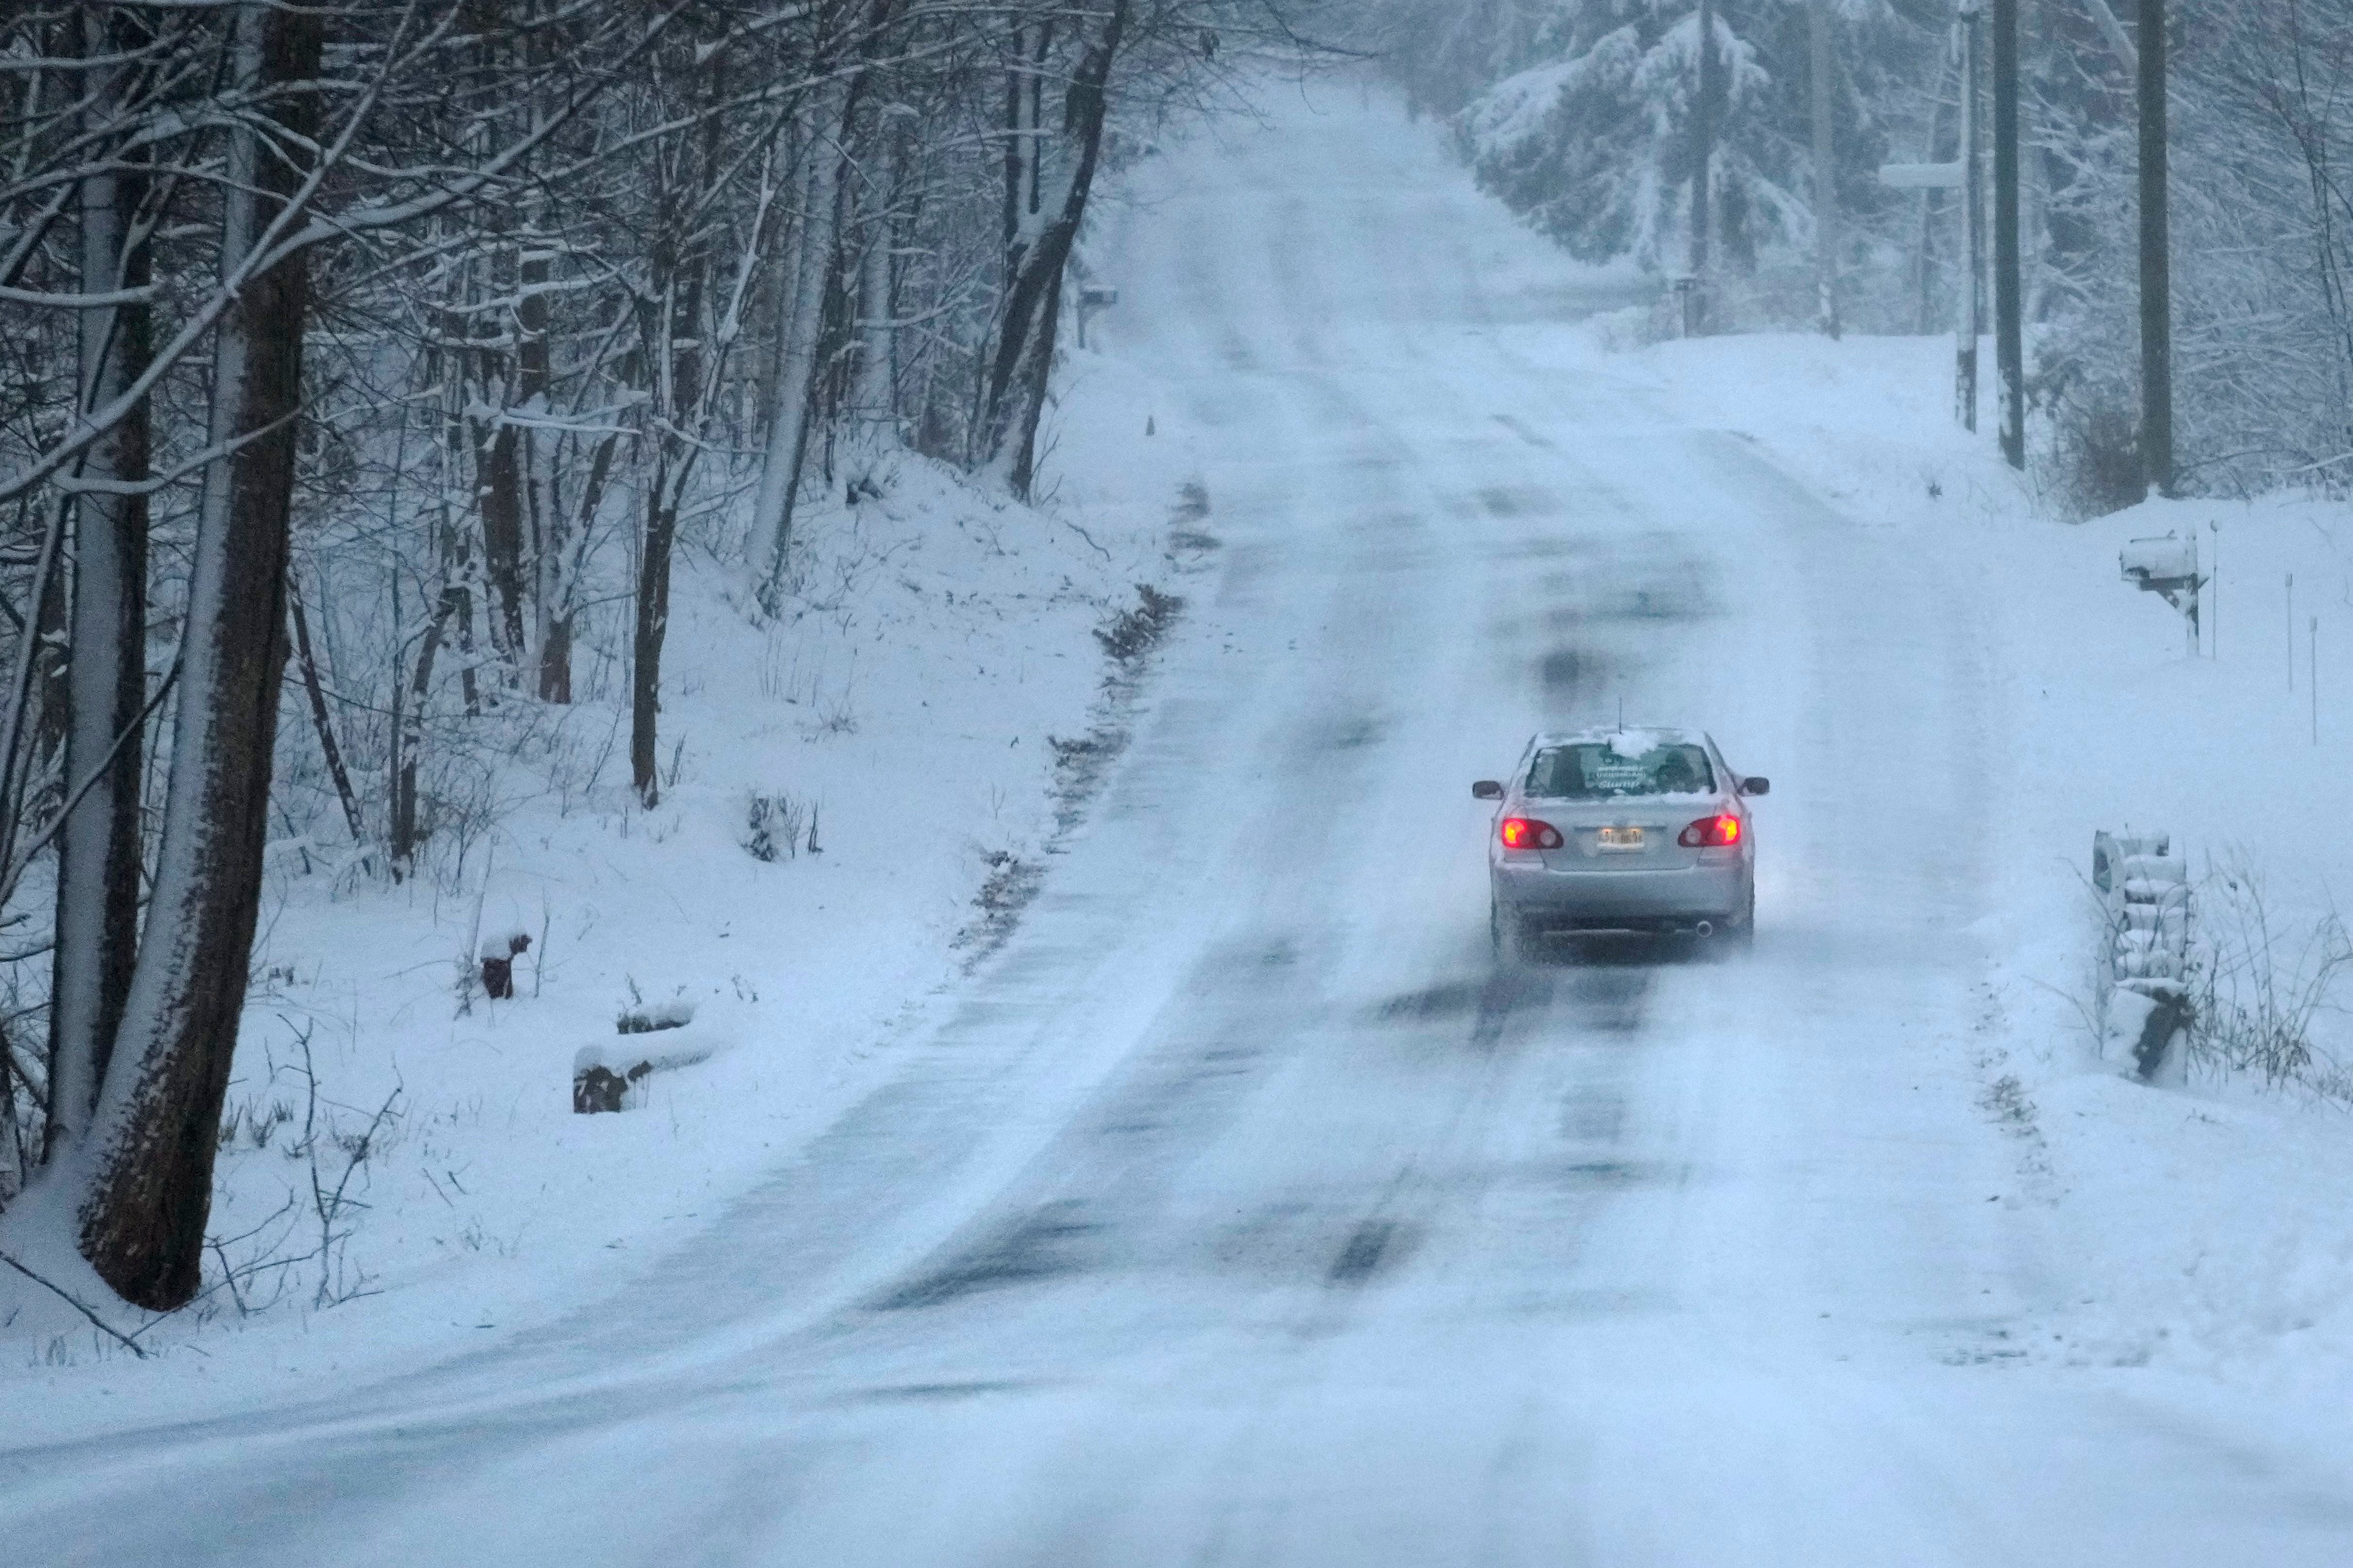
73,0,322,1309
977,1,1126,499
48,3,154,1166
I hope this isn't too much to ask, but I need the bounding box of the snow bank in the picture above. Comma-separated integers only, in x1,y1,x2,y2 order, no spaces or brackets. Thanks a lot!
1612,325,2353,1397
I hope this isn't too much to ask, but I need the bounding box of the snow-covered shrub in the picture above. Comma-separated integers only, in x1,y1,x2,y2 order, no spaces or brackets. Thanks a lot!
615,996,695,1036
2189,858,2353,1094
958,849,1046,960
216,1097,296,1155
1094,584,1184,663
2032,362,2146,522
742,791,807,864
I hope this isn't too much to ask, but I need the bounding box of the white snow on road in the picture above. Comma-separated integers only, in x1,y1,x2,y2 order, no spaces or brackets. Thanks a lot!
10,76,2353,1567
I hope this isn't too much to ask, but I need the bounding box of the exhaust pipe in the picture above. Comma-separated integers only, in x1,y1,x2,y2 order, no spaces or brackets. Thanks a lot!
1693,920,1714,939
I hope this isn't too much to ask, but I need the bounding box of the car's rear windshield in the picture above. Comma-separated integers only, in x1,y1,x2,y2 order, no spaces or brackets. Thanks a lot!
1526,741,1715,799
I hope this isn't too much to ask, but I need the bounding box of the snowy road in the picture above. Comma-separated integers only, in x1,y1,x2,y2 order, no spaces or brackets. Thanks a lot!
11,86,2353,1567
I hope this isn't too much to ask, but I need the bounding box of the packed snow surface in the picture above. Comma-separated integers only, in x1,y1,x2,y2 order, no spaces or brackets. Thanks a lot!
12,77,2353,1566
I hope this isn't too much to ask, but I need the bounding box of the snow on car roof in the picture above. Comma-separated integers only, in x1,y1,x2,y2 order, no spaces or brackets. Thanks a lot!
1531,726,1706,750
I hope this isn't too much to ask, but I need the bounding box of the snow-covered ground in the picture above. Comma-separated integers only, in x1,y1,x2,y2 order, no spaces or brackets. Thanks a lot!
11,76,2353,1565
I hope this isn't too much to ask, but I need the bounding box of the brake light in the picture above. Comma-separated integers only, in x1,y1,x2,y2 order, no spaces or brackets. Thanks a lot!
1678,815,1742,848
1499,817,1563,850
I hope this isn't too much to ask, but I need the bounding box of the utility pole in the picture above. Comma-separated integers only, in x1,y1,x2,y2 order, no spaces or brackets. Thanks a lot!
2139,0,2173,496
1956,0,1983,433
1688,0,1719,336
1992,0,2024,467
1812,0,1841,338
1948,6,1986,435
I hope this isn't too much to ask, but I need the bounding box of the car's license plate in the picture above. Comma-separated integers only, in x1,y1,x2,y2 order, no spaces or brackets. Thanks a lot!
1597,827,1644,850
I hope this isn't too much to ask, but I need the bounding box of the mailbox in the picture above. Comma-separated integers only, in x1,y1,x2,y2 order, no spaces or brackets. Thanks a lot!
2121,531,2202,648
2121,534,2196,586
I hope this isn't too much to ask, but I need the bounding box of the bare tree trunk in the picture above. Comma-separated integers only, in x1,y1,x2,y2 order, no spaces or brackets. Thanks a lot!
849,108,902,442
1002,26,1026,264
631,22,729,803
288,577,364,846
0,1021,25,1202
48,3,153,1166
479,413,529,661
752,181,798,440
536,604,572,701
632,477,679,804
1027,25,1052,221
31,531,69,799
978,1,1127,499
471,17,532,672
517,23,571,704
428,272,483,720
74,0,323,1310
391,580,455,876
752,78,851,610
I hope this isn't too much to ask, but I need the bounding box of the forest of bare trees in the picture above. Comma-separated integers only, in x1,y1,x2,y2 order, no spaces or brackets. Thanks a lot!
0,0,1316,1312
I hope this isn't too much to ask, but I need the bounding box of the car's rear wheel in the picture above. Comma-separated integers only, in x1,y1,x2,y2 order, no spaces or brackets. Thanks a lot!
1491,898,1533,967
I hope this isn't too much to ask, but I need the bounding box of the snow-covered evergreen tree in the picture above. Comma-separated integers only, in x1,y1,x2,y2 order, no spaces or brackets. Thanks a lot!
1457,0,1913,278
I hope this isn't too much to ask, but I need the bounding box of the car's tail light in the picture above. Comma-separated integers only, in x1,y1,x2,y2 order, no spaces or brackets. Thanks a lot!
1500,817,1563,850
1678,815,1742,848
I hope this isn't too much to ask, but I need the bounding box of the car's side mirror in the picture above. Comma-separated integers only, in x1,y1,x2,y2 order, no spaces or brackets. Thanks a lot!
1740,777,1770,797
1471,780,1504,800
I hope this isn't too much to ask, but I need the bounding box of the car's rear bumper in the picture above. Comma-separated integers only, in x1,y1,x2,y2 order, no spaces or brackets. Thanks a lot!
1493,860,1747,931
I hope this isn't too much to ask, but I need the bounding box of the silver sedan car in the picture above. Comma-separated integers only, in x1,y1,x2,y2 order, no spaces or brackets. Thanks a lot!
1474,727,1767,961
